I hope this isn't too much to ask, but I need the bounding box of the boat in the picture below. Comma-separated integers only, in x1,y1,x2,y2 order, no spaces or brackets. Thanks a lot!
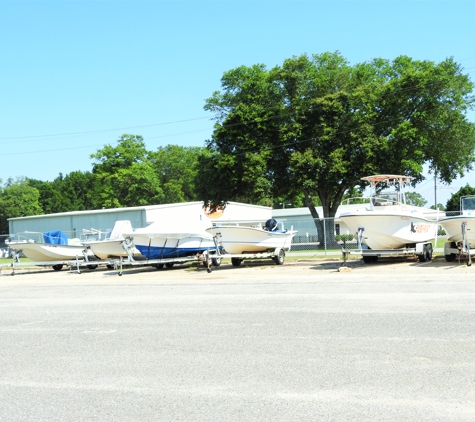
82,220,143,260
6,230,90,262
123,221,218,260
438,196,475,247
339,175,439,250
206,218,297,254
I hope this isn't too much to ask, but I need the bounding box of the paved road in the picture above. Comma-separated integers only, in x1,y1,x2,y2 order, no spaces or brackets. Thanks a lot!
1,258,475,421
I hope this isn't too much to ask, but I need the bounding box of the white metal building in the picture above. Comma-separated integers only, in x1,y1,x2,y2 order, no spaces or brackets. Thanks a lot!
8,201,273,238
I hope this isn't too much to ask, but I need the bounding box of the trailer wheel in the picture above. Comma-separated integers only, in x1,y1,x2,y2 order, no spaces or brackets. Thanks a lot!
445,254,456,262
87,264,98,270
166,263,174,268
231,258,242,267
427,244,433,261
363,256,377,264
52,264,63,271
153,263,164,269
273,249,285,265
211,257,221,267
419,244,432,262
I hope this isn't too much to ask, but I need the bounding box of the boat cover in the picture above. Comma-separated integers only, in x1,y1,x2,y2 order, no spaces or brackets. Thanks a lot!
43,230,69,245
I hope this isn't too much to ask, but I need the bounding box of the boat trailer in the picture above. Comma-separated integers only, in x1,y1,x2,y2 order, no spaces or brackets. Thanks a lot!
110,235,287,275
443,222,475,266
0,248,103,276
341,228,434,264
201,232,287,270
1,236,288,277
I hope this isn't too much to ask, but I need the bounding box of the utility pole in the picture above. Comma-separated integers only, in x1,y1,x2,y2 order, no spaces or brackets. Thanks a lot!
434,170,437,209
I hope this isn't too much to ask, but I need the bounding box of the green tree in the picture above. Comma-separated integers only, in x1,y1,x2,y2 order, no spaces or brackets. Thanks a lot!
27,179,62,214
445,185,475,212
405,192,427,207
150,145,203,203
0,178,43,234
56,171,95,211
197,52,475,222
28,171,95,214
90,134,164,208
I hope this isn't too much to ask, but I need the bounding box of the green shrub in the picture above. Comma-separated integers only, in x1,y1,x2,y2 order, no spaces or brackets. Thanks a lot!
335,234,354,242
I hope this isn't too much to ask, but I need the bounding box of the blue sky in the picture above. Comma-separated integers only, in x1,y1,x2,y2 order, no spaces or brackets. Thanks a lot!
1,0,475,207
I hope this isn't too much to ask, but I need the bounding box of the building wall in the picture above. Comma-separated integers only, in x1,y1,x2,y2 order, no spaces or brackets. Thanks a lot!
8,201,273,238
8,208,149,239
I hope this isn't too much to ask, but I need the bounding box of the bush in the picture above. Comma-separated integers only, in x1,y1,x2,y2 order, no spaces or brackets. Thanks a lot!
335,234,354,242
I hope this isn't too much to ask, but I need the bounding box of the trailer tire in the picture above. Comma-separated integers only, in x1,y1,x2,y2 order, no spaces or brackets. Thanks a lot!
165,263,174,268
231,258,242,267
211,257,221,267
153,263,164,269
445,254,456,262
273,249,285,265
87,264,98,270
363,256,378,264
419,244,433,263
52,264,63,271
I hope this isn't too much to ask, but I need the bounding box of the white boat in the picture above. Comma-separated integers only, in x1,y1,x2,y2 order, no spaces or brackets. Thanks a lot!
82,220,142,260
438,196,475,245
206,218,297,254
339,175,439,250
6,230,89,262
123,221,217,260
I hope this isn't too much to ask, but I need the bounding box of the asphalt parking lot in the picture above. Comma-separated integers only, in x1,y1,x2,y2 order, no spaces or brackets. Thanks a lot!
1,257,474,421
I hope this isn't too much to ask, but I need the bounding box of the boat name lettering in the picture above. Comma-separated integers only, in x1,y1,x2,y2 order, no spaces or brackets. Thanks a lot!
410,223,431,234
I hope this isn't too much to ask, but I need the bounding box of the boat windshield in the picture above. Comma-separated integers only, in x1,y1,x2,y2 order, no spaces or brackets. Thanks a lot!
362,174,413,209
461,196,475,215
371,193,402,206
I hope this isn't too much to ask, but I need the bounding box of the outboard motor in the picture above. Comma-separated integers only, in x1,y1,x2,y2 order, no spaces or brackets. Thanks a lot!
265,218,278,231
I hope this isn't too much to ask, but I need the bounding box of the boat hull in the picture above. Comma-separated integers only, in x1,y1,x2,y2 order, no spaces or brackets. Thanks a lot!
7,242,88,261
83,239,142,260
438,216,475,244
340,212,438,250
206,226,297,254
128,233,216,260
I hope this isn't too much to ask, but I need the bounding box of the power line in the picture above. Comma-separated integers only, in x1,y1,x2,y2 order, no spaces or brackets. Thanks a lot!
1,65,474,153
0,128,214,156
0,116,211,141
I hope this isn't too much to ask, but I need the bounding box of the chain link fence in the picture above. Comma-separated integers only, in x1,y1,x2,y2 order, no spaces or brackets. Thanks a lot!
0,212,461,261
285,216,451,257
0,234,13,258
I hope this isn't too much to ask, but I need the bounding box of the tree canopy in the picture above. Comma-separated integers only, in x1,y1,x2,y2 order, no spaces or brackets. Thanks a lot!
0,178,43,234
90,134,165,208
405,192,428,207
28,171,95,214
445,185,475,212
150,145,204,203
197,52,475,219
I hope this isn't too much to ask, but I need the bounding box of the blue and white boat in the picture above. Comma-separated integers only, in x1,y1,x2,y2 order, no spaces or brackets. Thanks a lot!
123,221,217,260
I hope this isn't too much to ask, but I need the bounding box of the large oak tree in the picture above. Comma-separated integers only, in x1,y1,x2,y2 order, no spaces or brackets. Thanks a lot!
197,52,475,220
